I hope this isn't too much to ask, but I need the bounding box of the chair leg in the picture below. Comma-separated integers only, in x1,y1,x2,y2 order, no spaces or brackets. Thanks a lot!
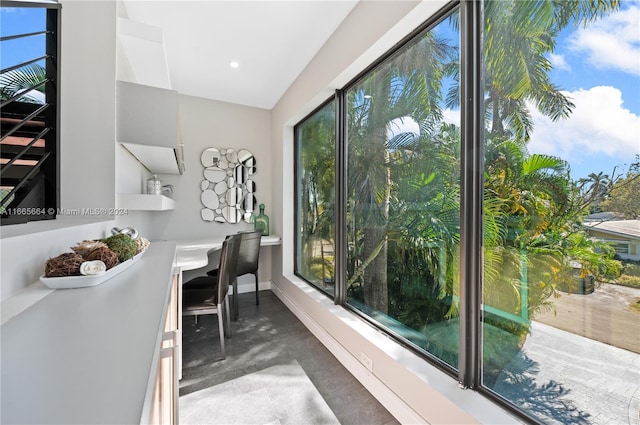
232,279,239,321
254,273,259,305
217,303,225,360
224,294,232,338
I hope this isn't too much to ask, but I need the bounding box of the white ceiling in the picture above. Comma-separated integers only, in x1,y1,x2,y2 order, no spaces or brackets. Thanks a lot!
120,1,359,109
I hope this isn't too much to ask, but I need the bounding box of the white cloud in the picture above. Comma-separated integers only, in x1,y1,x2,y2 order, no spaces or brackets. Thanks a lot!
528,86,640,161
549,53,571,71
567,4,640,75
387,116,420,140
442,108,460,126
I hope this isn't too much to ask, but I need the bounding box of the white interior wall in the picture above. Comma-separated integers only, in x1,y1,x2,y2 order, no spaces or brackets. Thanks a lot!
60,0,116,212
113,144,155,239
145,94,272,243
270,1,517,423
113,0,171,241
147,94,274,285
1,0,118,300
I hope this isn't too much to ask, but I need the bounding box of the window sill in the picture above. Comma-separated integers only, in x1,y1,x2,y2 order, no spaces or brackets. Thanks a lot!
273,274,519,425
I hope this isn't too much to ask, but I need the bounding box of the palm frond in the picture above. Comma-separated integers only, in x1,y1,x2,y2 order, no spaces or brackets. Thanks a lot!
0,63,46,103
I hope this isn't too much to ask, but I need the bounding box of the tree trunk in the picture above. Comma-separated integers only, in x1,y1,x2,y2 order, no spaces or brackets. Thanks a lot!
362,75,390,313
363,219,389,312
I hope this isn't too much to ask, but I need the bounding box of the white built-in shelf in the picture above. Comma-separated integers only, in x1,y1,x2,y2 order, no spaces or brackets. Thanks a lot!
117,194,175,211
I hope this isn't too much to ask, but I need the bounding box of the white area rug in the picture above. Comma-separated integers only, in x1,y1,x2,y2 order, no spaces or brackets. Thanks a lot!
179,361,340,425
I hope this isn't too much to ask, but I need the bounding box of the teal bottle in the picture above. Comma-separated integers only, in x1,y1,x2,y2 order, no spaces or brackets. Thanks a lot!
254,203,269,236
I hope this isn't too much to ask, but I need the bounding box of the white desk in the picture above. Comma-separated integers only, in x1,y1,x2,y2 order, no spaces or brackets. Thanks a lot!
172,234,280,380
175,234,281,271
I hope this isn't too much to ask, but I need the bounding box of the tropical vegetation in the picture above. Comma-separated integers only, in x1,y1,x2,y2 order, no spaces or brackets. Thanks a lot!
0,63,46,104
297,0,628,375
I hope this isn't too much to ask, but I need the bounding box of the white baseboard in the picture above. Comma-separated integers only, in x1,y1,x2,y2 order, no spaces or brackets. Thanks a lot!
235,280,271,294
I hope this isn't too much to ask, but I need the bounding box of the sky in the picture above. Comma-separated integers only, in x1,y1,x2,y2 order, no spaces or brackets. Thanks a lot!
0,7,45,70
527,1,640,181
2,3,639,182
437,2,640,182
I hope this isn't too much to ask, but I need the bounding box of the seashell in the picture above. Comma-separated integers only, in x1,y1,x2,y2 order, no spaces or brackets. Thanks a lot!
79,260,107,276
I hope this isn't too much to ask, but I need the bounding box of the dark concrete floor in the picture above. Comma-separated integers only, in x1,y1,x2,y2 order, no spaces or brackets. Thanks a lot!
179,290,399,425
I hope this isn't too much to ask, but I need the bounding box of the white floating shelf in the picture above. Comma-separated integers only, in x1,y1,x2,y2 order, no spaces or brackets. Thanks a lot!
117,194,175,211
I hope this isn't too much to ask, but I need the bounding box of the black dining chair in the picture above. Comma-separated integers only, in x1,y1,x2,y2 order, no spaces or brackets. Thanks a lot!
181,233,241,360
212,230,263,309
184,230,263,320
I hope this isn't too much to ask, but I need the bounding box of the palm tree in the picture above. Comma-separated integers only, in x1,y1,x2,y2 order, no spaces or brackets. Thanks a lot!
0,63,46,104
346,26,458,314
479,0,620,327
577,171,611,213
481,0,619,142
344,0,621,327
483,141,572,319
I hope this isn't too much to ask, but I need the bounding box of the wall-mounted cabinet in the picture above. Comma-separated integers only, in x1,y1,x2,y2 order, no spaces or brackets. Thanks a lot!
117,80,185,175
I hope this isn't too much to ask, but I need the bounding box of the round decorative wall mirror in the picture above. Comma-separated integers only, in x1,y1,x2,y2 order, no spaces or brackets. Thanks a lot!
200,148,221,168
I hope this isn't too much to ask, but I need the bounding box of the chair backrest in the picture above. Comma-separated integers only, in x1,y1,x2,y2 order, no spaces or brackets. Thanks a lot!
236,230,262,276
216,233,242,303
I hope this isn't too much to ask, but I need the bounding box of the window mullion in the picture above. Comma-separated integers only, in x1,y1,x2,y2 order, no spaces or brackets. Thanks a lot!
458,0,484,389
335,89,347,305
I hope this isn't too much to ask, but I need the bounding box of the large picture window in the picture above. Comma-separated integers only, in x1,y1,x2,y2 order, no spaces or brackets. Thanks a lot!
480,1,639,423
344,12,460,368
295,101,336,297
294,1,639,423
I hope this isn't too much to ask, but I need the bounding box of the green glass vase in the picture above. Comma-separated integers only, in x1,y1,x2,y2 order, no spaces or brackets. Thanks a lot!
254,203,269,236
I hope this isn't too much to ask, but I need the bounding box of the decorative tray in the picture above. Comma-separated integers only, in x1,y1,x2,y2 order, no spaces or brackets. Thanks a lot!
39,249,146,289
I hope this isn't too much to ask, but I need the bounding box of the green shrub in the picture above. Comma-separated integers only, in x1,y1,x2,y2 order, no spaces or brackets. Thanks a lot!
616,275,640,288
622,262,640,278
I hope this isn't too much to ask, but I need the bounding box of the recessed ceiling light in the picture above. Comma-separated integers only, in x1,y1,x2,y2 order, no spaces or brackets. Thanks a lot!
230,61,239,68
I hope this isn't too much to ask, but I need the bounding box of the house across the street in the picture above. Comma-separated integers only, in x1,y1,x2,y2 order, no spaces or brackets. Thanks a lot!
584,218,640,261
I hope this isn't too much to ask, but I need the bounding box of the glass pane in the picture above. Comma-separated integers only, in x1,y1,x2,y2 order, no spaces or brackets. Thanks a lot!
345,12,461,368
295,101,336,297
0,7,46,102
481,1,640,423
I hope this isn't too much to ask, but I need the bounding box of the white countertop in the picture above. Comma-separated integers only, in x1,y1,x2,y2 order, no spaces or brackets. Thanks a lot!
0,242,177,425
175,234,281,271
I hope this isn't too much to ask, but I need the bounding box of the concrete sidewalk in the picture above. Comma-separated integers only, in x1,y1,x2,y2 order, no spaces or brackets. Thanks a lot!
493,321,640,424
